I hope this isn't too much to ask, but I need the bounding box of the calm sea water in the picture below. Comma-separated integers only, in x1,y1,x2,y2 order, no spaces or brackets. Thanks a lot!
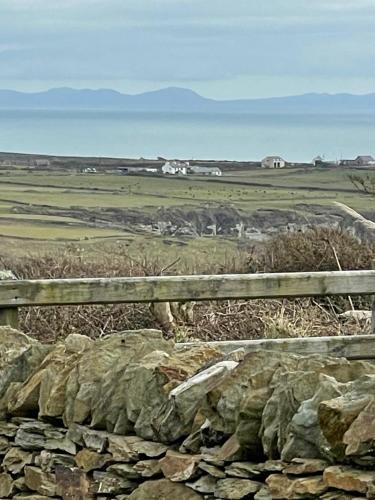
0,110,375,162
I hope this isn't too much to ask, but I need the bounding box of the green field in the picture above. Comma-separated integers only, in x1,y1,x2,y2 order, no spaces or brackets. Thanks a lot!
0,166,371,258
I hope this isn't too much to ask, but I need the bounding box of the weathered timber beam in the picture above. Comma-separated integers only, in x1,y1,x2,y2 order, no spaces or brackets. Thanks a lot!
178,334,375,360
0,270,373,307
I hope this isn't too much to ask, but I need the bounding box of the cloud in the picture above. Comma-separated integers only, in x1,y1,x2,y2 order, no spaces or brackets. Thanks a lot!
0,0,375,96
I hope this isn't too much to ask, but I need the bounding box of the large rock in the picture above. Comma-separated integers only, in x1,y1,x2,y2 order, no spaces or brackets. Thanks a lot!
24,466,57,497
214,478,263,499
66,330,174,431
266,473,328,498
323,465,375,494
55,465,91,499
318,376,375,461
127,479,203,499
200,351,375,460
107,435,167,462
281,374,350,462
3,446,33,473
0,328,51,417
159,450,201,482
0,472,15,498
128,346,222,441
75,448,111,472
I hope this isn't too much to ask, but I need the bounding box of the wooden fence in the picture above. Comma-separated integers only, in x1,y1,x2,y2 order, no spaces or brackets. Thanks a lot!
0,270,374,359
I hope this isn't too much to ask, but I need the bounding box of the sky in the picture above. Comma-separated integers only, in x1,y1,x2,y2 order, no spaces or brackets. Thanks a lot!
1,0,375,99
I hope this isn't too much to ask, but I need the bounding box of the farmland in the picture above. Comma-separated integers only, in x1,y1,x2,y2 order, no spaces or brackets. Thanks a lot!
0,165,371,259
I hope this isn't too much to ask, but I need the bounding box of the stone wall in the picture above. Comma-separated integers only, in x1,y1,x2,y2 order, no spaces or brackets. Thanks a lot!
1,326,375,498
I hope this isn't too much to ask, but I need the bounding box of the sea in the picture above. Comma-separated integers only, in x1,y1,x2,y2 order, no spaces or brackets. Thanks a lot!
1,109,375,162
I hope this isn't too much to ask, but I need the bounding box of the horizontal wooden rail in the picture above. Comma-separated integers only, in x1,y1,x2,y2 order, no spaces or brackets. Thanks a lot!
179,335,375,360
0,270,373,331
0,270,373,308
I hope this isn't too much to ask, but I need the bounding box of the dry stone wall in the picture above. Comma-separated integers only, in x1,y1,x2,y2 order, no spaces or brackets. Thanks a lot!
1,327,375,498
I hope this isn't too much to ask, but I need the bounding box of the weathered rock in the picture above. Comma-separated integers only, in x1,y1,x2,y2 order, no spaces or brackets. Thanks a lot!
108,434,167,461
225,461,262,479
318,377,375,460
130,346,222,442
107,463,141,479
186,474,217,494
133,459,162,478
92,471,137,495
262,369,321,458
64,333,94,354
160,450,201,482
0,472,15,498
0,435,9,453
55,465,91,499
127,479,203,499
320,493,363,500
65,330,174,431
266,473,328,498
254,487,273,500
13,475,28,492
323,465,375,494
367,481,375,499
3,446,33,473
343,397,375,458
24,466,57,497
14,496,60,500
283,457,329,475
15,428,47,450
214,478,262,499
14,496,59,500
75,448,112,472
44,436,76,455
198,461,226,478
67,424,109,452
256,460,285,473
0,420,18,437
0,329,50,418
35,450,75,472
281,374,346,461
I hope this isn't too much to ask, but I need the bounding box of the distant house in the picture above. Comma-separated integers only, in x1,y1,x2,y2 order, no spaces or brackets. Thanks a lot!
82,167,97,173
118,167,158,175
340,155,375,167
312,156,324,166
189,166,222,176
34,159,50,167
162,160,189,175
261,156,286,169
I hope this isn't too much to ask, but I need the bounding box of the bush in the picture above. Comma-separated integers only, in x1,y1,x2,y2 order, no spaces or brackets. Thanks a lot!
0,229,373,342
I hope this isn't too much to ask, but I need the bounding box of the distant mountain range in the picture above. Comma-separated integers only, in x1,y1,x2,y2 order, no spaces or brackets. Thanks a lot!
1,87,375,113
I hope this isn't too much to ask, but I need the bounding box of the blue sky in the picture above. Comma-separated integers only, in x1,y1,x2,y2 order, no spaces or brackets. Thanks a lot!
1,0,375,98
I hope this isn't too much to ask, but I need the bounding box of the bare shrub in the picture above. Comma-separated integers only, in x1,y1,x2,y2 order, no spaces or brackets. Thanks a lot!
0,228,373,342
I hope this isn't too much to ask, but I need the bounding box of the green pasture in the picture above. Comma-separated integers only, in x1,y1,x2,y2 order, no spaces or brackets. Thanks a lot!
0,166,371,256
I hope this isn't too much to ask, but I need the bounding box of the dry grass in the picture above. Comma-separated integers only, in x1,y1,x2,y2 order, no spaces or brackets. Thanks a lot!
0,228,373,343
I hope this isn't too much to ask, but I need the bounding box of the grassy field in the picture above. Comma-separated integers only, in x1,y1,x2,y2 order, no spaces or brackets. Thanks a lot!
0,166,371,257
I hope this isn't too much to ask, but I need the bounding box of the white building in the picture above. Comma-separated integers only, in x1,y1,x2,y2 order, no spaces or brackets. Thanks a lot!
162,160,189,175
189,166,222,176
261,156,286,169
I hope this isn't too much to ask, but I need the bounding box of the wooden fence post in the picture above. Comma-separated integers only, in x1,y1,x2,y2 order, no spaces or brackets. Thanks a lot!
0,270,19,329
0,307,19,329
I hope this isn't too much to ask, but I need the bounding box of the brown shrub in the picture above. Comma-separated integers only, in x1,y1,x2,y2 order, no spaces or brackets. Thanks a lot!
253,228,375,273
0,229,373,343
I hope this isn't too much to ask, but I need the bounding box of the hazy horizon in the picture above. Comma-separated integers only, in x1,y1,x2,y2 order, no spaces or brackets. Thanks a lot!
2,86,375,101
1,1,375,99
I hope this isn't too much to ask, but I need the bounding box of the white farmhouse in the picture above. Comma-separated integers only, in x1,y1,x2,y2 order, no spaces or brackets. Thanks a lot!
189,166,222,176
162,160,189,175
261,156,286,169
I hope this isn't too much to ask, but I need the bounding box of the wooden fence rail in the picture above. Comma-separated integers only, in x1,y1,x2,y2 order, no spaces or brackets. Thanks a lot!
0,270,374,332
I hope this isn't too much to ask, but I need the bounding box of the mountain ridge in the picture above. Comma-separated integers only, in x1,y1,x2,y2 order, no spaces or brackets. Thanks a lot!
1,87,375,113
